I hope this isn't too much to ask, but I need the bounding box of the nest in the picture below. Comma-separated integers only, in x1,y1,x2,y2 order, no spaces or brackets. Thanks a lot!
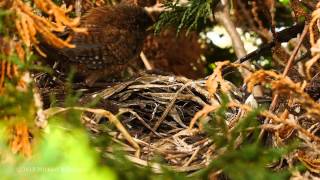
33,63,320,178
35,72,242,172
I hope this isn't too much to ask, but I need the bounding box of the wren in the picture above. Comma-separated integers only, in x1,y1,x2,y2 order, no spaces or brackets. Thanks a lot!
40,3,153,86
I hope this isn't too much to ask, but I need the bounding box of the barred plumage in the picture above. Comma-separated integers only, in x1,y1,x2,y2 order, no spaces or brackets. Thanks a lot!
40,4,153,86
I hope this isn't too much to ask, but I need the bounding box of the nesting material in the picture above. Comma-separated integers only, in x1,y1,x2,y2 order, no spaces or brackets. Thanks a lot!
36,72,242,172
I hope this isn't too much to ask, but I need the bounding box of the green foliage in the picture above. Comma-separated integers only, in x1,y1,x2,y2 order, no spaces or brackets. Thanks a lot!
278,0,290,6
105,148,154,180
0,83,35,121
0,52,37,124
0,71,299,180
0,9,13,35
0,122,116,180
205,143,291,180
192,96,296,179
104,147,190,180
155,0,219,33
0,1,307,179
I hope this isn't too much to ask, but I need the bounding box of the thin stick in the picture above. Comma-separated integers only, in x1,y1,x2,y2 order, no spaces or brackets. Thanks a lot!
214,0,246,58
43,107,141,157
140,52,153,70
118,108,161,136
214,0,263,96
152,82,192,131
183,147,200,167
270,24,309,112
75,0,82,17
259,24,309,139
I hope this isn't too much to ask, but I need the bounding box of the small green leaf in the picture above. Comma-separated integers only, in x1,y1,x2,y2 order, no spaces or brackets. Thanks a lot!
279,0,290,5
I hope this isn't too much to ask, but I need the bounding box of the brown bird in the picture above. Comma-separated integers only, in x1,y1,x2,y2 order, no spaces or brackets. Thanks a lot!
40,3,153,86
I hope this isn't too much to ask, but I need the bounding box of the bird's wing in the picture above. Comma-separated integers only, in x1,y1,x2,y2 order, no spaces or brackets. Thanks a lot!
102,26,143,65
61,25,142,70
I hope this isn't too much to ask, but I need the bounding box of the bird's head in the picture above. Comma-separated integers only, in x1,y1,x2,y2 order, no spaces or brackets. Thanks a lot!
117,4,154,33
